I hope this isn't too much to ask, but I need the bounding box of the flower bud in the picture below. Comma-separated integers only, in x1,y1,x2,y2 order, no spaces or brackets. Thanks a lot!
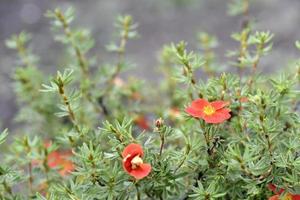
155,118,164,128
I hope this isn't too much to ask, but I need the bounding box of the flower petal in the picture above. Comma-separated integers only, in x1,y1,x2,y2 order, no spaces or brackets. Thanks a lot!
239,97,248,103
186,99,211,118
191,99,210,109
268,183,285,195
47,151,61,168
134,116,150,130
203,108,231,124
185,107,204,118
211,100,230,110
58,159,74,176
268,195,279,200
47,150,74,176
129,163,151,179
268,183,277,193
122,143,144,158
292,194,300,200
122,154,135,173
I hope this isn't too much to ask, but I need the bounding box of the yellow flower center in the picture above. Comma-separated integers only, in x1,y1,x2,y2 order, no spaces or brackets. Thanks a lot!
131,156,143,169
284,194,292,200
203,105,215,116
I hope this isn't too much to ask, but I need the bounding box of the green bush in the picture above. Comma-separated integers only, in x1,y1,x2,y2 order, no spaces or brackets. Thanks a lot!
1,2,299,200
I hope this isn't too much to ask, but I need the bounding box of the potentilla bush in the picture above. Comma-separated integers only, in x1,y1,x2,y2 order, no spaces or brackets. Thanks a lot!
1,2,300,200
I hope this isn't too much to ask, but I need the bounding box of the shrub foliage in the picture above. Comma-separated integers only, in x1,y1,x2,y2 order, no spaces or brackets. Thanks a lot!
1,2,300,200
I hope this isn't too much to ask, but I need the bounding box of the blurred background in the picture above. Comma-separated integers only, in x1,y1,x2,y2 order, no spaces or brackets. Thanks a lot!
0,0,300,129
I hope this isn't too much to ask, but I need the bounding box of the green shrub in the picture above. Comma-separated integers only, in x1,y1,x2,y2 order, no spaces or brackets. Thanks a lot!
1,2,299,200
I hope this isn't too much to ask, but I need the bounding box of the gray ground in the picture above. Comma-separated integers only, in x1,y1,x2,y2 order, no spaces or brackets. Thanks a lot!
0,0,300,129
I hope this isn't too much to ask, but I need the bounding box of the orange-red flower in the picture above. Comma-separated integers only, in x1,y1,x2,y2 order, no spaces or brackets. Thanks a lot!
47,150,74,176
134,115,150,130
185,99,231,124
122,143,151,179
33,141,74,176
169,107,181,120
131,92,142,101
268,184,300,200
113,77,125,88
239,97,249,103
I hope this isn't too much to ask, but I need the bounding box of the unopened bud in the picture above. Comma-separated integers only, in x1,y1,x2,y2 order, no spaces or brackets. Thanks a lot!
155,118,164,128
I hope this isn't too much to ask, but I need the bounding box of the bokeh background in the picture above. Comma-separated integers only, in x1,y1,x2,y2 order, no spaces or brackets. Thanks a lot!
1,0,300,129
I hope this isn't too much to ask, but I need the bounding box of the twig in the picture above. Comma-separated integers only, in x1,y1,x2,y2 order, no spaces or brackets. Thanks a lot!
248,42,264,89
57,80,81,134
174,144,190,173
28,162,33,194
135,183,141,200
101,19,130,98
159,134,165,157
54,10,103,116
237,0,250,78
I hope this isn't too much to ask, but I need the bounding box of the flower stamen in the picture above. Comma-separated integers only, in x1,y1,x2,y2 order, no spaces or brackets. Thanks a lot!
131,156,143,169
203,105,215,115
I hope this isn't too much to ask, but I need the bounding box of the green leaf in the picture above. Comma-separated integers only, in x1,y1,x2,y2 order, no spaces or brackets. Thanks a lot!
295,40,300,50
0,129,8,145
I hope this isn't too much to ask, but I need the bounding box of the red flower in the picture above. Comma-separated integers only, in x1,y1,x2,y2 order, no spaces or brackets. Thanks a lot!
32,141,74,176
113,77,125,87
185,99,231,124
134,115,150,130
122,143,151,179
47,150,74,176
239,97,249,103
268,184,300,200
269,195,280,200
169,107,181,119
131,92,142,101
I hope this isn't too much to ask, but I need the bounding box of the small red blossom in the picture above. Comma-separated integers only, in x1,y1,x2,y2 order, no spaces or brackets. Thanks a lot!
134,115,150,130
32,141,74,176
169,107,181,119
239,97,249,103
47,150,74,176
113,77,125,87
122,143,151,179
268,184,300,200
185,98,231,124
269,195,279,200
131,92,142,101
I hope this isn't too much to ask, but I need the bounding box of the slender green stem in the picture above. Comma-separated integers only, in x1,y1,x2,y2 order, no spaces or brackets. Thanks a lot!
42,147,51,190
55,11,88,76
24,138,34,195
242,0,249,29
174,144,190,172
248,42,264,89
54,10,103,116
237,0,250,78
58,82,81,134
102,20,129,98
135,183,141,200
28,162,33,194
159,134,165,157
